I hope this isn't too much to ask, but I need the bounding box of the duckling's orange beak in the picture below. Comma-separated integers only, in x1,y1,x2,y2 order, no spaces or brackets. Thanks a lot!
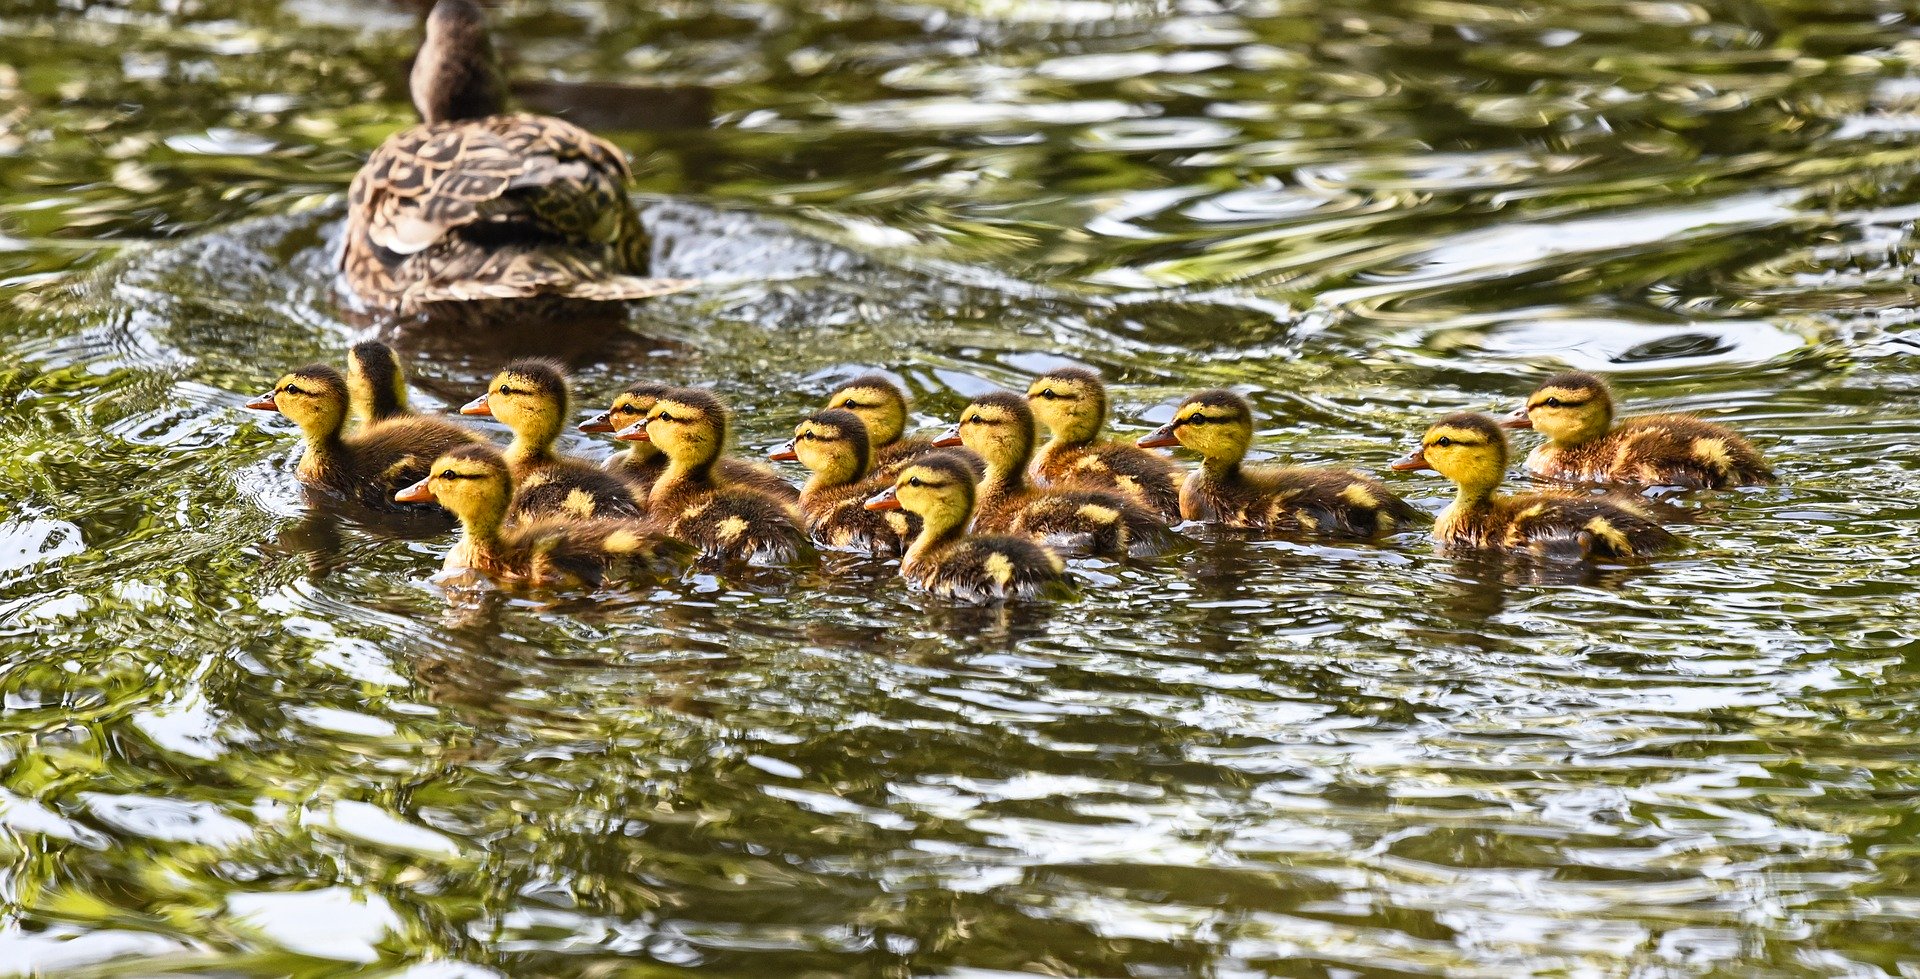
1499,406,1533,430
244,392,279,412
932,424,963,448
864,486,901,511
578,411,615,433
768,439,798,462
1390,448,1432,472
394,476,436,503
613,420,650,442
1136,422,1179,449
459,393,493,416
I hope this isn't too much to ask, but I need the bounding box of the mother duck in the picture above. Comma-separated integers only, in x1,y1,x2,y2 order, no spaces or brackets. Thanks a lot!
342,0,686,313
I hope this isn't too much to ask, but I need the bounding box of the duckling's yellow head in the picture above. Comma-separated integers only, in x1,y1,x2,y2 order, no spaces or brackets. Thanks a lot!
464,359,570,447
826,374,911,447
346,340,409,421
1393,412,1509,497
580,381,668,459
394,444,512,529
1504,371,1614,446
1026,367,1109,445
772,409,871,487
247,365,349,441
935,392,1036,475
616,387,729,468
865,451,978,535
1136,389,1253,466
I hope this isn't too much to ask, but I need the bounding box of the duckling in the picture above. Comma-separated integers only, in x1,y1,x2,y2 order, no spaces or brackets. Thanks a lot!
1025,367,1181,520
460,359,644,523
342,0,690,313
245,364,486,509
1394,412,1676,560
1502,371,1772,488
864,451,1067,603
394,444,686,588
824,374,938,478
935,392,1163,557
1136,390,1419,538
613,387,807,564
345,340,413,423
580,381,798,504
768,409,918,555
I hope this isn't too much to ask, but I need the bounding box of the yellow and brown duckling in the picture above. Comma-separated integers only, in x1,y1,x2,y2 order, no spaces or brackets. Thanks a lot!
1393,413,1676,560
865,452,1067,603
769,409,918,555
1026,367,1181,521
580,380,798,504
1502,371,1772,489
1137,390,1420,538
345,340,412,423
824,374,939,480
936,392,1163,557
613,387,807,564
394,444,686,588
342,0,688,313
246,364,487,510
461,359,645,523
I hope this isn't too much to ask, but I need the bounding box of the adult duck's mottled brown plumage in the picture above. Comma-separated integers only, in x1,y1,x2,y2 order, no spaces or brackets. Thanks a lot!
394,444,688,588
1394,413,1676,560
1502,371,1772,489
461,359,645,523
342,0,689,313
1025,367,1181,520
823,374,939,481
581,381,798,504
769,409,918,555
864,452,1067,603
245,363,486,510
1138,390,1419,538
937,392,1166,558
613,387,807,565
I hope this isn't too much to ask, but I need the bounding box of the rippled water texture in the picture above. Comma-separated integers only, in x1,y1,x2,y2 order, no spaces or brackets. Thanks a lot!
4,0,1920,974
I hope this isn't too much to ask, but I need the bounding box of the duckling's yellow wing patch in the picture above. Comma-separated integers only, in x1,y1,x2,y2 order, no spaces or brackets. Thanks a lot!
1077,503,1120,525
1339,483,1379,509
715,515,751,543
983,553,1015,587
1584,516,1631,554
522,470,554,490
562,488,597,519
603,529,645,554
1693,437,1733,474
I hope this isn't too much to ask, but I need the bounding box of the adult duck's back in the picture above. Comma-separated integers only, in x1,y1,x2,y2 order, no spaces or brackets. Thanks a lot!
342,0,689,314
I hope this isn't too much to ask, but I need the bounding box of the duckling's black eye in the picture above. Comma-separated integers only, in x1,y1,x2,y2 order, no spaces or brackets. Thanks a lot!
1544,397,1562,408
1435,437,1453,447
1187,416,1207,426
1038,389,1058,399
283,385,304,397
907,477,924,487
799,432,815,441
656,413,674,423
439,469,457,479
968,414,985,425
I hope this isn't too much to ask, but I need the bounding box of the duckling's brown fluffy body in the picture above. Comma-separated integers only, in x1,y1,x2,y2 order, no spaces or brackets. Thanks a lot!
943,392,1163,557
248,364,486,511
617,387,807,564
774,409,918,555
1397,412,1675,560
1139,390,1419,538
397,445,687,589
1505,372,1771,489
465,359,645,523
1027,368,1181,520
867,453,1066,603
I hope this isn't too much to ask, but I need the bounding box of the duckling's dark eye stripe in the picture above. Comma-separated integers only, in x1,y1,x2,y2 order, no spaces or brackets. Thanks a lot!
1531,397,1590,409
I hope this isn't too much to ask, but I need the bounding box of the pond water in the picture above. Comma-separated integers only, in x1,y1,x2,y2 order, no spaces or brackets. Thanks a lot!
4,0,1920,974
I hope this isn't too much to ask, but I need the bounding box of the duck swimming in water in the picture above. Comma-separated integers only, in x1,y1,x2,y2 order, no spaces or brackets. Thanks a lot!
342,0,689,313
1501,371,1772,489
1393,412,1676,560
